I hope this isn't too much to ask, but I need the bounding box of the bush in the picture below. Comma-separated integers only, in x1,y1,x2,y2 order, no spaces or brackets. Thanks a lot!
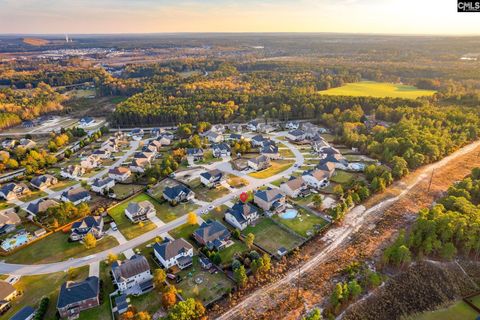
35,296,49,320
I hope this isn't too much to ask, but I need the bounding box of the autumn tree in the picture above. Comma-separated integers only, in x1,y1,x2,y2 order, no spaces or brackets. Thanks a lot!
234,265,247,287
245,233,255,249
167,298,205,320
107,253,118,264
84,233,97,249
153,269,167,289
187,212,198,225
162,286,177,309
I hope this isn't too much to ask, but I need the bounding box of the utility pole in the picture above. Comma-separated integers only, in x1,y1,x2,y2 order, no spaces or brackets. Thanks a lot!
428,169,435,193
296,265,301,301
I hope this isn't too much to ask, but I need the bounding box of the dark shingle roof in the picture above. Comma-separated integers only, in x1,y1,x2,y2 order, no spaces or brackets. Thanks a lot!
227,202,258,224
9,305,35,320
153,238,193,261
71,216,102,231
163,185,192,200
57,276,99,309
200,169,223,181
254,188,284,203
26,198,59,214
194,221,230,244
61,187,90,203
91,177,114,188
112,255,150,281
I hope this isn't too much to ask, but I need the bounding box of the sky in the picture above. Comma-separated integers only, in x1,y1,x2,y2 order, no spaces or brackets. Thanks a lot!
0,0,479,35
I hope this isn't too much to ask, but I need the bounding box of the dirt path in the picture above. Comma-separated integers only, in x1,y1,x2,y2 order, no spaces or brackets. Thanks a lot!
213,140,480,320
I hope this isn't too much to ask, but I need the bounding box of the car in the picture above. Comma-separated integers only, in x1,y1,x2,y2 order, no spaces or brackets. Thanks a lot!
110,222,118,231
208,205,214,211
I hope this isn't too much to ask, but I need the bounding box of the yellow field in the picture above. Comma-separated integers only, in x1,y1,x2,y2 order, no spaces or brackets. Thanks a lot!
319,81,436,99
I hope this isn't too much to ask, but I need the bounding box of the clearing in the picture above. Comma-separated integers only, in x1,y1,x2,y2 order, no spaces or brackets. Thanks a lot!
248,160,294,179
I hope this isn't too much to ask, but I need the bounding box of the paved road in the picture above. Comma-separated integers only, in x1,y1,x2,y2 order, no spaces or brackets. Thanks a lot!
0,132,304,275
215,138,480,320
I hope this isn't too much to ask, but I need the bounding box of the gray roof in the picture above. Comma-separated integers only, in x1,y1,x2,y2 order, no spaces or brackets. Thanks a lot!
153,238,193,261
212,143,231,152
26,198,59,214
10,306,35,320
91,177,114,188
57,276,99,309
261,144,278,154
200,169,223,182
30,174,56,188
187,148,203,156
163,185,193,200
288,129,305,137
249,155,270,165
227,202,259,224
254,188,285,203
112,255,150,282
61,187,90,203
194,221,230,244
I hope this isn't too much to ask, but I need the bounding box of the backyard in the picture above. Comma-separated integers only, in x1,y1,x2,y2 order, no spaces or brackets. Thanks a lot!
248,160,294,179
273,207,329,238
4,232,119,264
173,256,234,305
169,222,199,240
218,240,249,264
243,217,303,255
111,183,145,199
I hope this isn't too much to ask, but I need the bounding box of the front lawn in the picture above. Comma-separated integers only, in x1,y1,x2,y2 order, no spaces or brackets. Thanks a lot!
218,240,248,264
331,170,361,185
273,208,329,238
4,232,119,264
156,201,200,223
227,175,249,188
108,193,157,240
278,144,294,158
248,160,294,179
174,256,234,305
243,218,303,254
169,223,199,240
271,178,288,187
50,179,79,191
19,190,48,202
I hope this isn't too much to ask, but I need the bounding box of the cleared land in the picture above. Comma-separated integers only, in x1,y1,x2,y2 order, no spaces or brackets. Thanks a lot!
4,232,118,264
243,218,303,254
318,81,436,99
248,160,294,179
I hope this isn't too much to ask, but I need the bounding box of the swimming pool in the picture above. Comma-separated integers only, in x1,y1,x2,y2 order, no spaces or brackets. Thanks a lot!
1,233,31,251
279,209,298,220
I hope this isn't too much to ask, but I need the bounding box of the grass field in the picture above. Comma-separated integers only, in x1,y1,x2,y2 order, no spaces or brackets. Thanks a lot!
219,240,248,264
319,81,436,99
174,256,233,305
243,218,303,254
330,170,358,185
19,190,48,202
50,179,78,191
111,183,144,199
5,232,118,264
169,222,199,240
248,160,294,179
273,208,329,238
410,299,479,320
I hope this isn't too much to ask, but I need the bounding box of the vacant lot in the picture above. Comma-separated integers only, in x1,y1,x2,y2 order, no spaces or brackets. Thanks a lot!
111,183,144,199
248,160,294,179
5,232,118,264
273,208,329,238
189,178,230,202
318,81,436,99
411,300,478,320
174,256,234,305
227,174,249,188
243,218,303,255
169,222,199,240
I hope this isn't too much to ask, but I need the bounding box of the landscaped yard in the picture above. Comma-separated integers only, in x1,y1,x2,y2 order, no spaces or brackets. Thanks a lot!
248,160,294,179
129,288,164,315
218,240,249,264
173,256,234,305
243,218,303,255
318,81,436,99
273,207,329,238
108,193,157,240
411,299,479,320
271,177,288,187
2,266,89,319
278,143,294,158
4,232,119,264
331,170,359,185
156,201,200,223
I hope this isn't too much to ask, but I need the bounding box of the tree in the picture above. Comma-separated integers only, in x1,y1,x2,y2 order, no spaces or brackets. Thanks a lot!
245,233,255,249
312,194,323,209
391,156,409,179
303,308,322,320
333,185,344,198
107,253,118,264
162,286,177,309
84,233,97,249
153,269,167,288
234,265,247,287
135,311,151,320
187,212,198,225
347,280,362,299
167,298,205,320
330,283,343,307
262,253,271,272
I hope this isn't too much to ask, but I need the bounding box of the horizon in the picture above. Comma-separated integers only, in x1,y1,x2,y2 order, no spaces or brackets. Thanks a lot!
0,0,479,35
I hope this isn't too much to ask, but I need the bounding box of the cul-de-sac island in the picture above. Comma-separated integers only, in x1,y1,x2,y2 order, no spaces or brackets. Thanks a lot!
0,29,479,320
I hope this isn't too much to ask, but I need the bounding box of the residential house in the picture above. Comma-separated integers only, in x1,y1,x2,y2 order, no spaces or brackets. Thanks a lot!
131,128,144,140
157,136,171,146
186,148,204,162
247,120,260,131
204,131,224,144
114,294,129,315
321,146,341,156
316,161,336,177
80,156,100,170
261,144,280,159
225,202,260,230
125,201,156,223
129,158,150,173
108,167,131,182
211,143,231,158
200,169,225,188
112,255,153,295
0,281,17,303
254,188,286,214
134,151,154,162
18,139,36,150
247,155,271,171
10,306,36,320
210,124,226,134
227,123,243,133
79,116,95,127
303,168,333,189
322,153,348,169
60,187,91,205
153,238,194,270
251,135,268,147
285,121,300,130
151,128,164,137
142,145,157,157
90,177,115,194
26,199,59,216
57,276,100,319
30,174,58,190
257,123,276,133
61,165,86,179
193,221,231,250
92,149,111,159
70,216,104,241
0,183,30,200
100,140,119,153
199,256,212,269
311,137,330,154
1,139,16,149
162,185,195,205
280,177,309,198
227,133,244,141
286,129,306,142
148,140,162,152
0,208,20,235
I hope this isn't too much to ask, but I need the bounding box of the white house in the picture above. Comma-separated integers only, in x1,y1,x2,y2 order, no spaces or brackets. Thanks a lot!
286,129,306,142
200,169,225,188
247,155,271,171
302,169,332,190
92,149,111,159
205,131,224,144
90,177,115,194
112,255,153,295
130,158,150,173
79,117,95,127
286,121,300,130
153,238,194,270
225,202,260,230
108,167,132,182
125,201,156,223
80,156,100,169
60,165,86,179
211,143,231,158
60,187,91,205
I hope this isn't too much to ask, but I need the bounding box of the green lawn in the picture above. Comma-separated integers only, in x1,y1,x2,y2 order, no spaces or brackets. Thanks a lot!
111,183,144,199
331,170,358,185
410,300,479,320
156,201,200,223
189,178,230,202
243,218,303,254
271,178,288,187
79,262,114,320
50,179,79,191
227,175,249,188
169,223,199,241
248,160,294,179
218,240,248,264
129,290,163,315
174,256,233,305
2,266,89,319
0,201,13,210
278,143,294,158
319,81,436,99
108,193,157,239
273,208,329,238
19,190,48,202
5,232,119,264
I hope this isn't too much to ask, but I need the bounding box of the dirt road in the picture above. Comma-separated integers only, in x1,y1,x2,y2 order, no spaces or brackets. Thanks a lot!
215,139,480,320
